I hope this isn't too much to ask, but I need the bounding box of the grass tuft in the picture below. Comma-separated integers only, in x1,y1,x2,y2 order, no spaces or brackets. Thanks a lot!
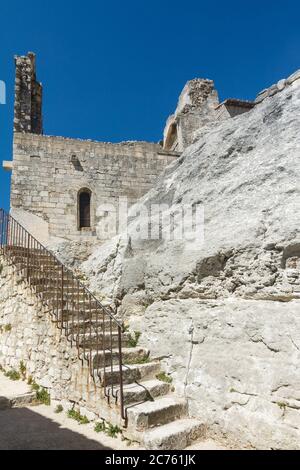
94,421,121,438
55,404,64,414
5,369,21,381
94,421,106,433
128,331,141,348
19,361,26,379
156,372,173,384
67,409,89,424
36,387,51,406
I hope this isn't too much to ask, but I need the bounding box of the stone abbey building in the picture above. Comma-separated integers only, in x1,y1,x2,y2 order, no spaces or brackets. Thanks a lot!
4,52,255,244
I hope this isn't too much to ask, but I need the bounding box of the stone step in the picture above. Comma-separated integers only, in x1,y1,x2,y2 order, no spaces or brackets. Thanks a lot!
58,312,117,324
34,285,86,294
0,392,37,410
43,295,100,310
67,319,117,334
7,247,44,254
97,362,161,386
74,332,131,349
91,346,149,367
144,418,205,450
30,277,75,286
39,290,88,301
10,252,53,261
121,379,172,405
14,262,63,274
127,396,188,432
11,257,59,267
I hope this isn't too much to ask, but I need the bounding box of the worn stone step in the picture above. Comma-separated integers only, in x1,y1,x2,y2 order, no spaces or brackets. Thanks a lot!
30,278,75,287
0,392,37,410
11,256,59,266
58,312,117,324
127,396,188,432
43,295,100,310
34,285,85,294
14,262,63,273
67,318,117,334
144,418,205,450
74,332,131,349
5,246,45,255
121,379,172,405
91,346,149,367
38,290,88,301
98,362,161,386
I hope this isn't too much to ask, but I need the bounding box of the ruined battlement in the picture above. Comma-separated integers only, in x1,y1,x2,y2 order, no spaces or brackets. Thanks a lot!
14,52,43,134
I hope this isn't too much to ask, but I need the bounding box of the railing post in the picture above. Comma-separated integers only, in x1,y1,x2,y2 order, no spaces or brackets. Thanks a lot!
26,232,30,280
61,265,64,329
117,325,125,421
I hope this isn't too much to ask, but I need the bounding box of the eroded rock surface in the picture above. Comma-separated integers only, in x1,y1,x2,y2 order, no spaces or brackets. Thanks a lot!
79,76,300,448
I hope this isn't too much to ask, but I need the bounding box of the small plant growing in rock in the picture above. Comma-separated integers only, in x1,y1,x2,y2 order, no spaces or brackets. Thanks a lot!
128,331,141,348
277,402,287,411
94,421,106,433
94,421,121,438
27,376,33,385
19,361,26,380
54,404,64,414
31,381,40,391
4,324,12,332
106,423,121,438
67,409,90,424
156,372,173,384
126,355,150,365
36,387,51,406
5,369,21,381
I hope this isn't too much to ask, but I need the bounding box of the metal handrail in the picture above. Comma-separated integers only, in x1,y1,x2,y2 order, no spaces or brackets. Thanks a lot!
0,208,125,421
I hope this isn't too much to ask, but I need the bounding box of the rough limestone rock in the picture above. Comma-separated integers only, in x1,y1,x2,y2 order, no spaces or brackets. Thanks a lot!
132,299,300,450
80,76,300,448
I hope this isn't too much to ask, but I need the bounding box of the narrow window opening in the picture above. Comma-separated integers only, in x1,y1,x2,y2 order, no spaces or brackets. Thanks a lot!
78,189,91,229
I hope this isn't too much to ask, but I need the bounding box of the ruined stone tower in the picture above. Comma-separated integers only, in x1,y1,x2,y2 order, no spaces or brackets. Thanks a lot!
14,52,43,134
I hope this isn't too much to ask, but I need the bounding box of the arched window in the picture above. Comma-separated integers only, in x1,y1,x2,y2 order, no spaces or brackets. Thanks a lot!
78,189,91,229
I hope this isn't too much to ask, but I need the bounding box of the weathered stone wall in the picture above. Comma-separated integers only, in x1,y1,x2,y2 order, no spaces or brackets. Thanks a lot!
11,133,177,242
215,100,255,122
0,257,123,425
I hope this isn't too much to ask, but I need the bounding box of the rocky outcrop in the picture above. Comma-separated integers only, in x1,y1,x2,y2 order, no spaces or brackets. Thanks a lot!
79,73,300,449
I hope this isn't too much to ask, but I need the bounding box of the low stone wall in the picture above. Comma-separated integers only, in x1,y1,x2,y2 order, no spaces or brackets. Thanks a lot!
0,257,122,426
255,69,300,104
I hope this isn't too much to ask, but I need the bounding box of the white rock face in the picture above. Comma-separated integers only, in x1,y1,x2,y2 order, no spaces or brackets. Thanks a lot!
80,76,300,448
132,299,300,449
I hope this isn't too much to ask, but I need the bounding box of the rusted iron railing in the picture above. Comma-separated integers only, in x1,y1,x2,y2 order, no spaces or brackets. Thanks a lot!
0,208,125,421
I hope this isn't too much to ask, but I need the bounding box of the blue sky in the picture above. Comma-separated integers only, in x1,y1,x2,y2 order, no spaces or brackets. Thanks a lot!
1,0,300,211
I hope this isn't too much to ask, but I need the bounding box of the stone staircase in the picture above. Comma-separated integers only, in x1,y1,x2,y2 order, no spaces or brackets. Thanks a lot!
0,210,205,449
